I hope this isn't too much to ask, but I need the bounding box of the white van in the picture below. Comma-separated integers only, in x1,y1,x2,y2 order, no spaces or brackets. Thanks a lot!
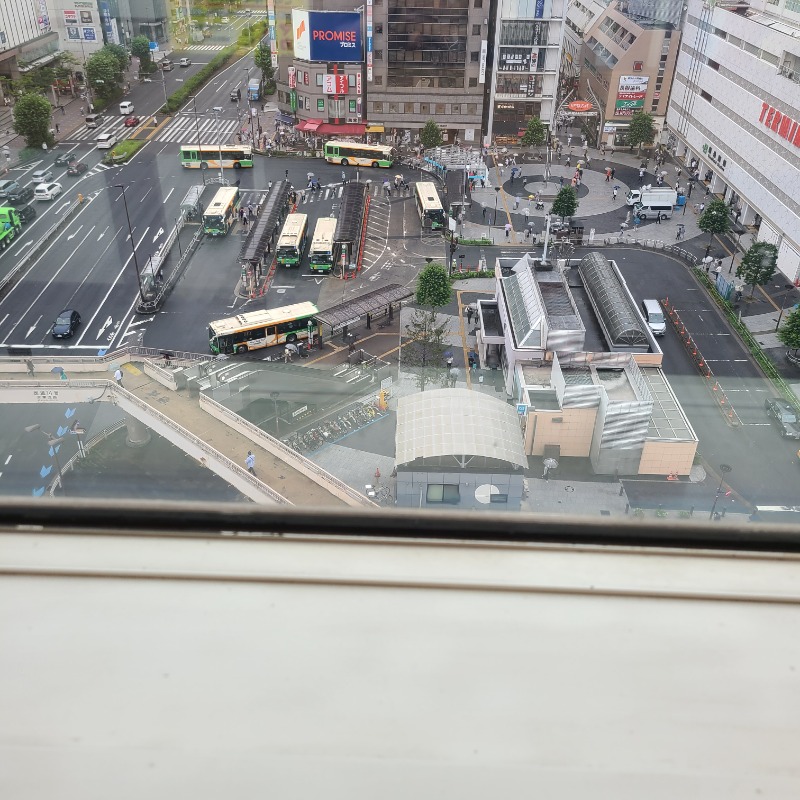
633,202,673,221
95,133,117,149
641,299,666,337
119,101,134,115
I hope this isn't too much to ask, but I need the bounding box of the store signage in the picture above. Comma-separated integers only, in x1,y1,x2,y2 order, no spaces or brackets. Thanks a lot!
535,0,545,18
322,74,349,94
568,100,593,112
64,10,78,24
366,0,373,81
759,101,800,148
287,66,296,88
498,46,534,72
356,72,362,95
292,10,362,63
615,75,647,116
267,0,278,68
479,40,488,84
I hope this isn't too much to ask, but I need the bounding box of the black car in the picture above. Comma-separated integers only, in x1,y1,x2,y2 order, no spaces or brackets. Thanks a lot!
53,153,76,167
52,309,81,339
15,204,36,224
765,397,800,439
7,185,34,204
67,161,88,176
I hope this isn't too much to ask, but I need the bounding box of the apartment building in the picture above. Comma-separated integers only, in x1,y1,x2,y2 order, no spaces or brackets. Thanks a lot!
667,0,800,283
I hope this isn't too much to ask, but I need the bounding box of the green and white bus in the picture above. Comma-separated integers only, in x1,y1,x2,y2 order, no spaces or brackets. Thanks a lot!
323,140,395,168
209,302,320,355
276,213,308,266
308,217,337,273
179,144,253,169
414,181,446,230
202,186,240,236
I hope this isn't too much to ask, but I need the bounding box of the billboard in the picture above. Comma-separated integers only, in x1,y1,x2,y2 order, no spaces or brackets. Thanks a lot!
292,10,362,63
322,74,349,94
615,75,648,116
498,46,537,72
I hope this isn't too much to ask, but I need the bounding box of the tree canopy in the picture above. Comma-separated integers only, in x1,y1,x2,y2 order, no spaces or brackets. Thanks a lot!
100,43,129,76
521,117,546,148
777,306,800,358
419,119,443,150
13,92,54,148
551,186,578,222
85,50,120,99
253,39,275,92
698,198,731,241
736,241,778,296
415,262,451,308
628,111,656,151
131,35,152,69
403,308,450,391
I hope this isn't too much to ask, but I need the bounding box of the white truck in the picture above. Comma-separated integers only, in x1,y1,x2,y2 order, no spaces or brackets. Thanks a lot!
626,185,678,207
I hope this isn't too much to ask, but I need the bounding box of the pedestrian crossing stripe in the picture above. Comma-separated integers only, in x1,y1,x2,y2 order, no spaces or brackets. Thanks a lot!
186,44,227,51
153,115,240,144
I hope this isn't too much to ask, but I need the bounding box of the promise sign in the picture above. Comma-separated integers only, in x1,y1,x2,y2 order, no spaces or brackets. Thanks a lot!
292,10,362,63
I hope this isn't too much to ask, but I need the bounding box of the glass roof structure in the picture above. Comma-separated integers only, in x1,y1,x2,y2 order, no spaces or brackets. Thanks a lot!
640,367,697,441
396,388,528,469
578,253,648,348
239,180,290,266
501,260,544,348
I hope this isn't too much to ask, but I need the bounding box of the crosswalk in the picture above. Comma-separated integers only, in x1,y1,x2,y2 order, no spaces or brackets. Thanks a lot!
185,44,227,51
291,182,397,206
66,115,137,143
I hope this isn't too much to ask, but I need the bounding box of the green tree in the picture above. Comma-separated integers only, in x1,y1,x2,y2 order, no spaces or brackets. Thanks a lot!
101,43,129,76
12,92,54,148
628,111,656,154
736,241,778,297
85,50,120,100
551,186,578,222
253,39,275,93
698,198,731,251
403,307,450,391
419,119,443,150
777,306,800,362
131,35,152,71
521,116,546,148
416,262,451,308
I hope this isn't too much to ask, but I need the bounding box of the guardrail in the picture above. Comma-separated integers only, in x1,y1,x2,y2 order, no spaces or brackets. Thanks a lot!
0,197,82,301
199,393,376,508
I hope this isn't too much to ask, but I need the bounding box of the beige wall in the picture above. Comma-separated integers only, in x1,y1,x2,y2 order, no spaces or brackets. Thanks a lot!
528,407,596,457
638,439,698,477
632,352,663,368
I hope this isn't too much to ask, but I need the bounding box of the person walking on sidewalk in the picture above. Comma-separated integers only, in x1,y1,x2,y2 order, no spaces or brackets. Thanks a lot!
504,222,511,239
114,368,123,386
245,451,256,475
25,359,34,377
612,187,618,200
676,223,685,240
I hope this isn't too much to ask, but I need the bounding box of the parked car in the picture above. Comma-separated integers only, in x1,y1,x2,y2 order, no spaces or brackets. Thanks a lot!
15,204,36,224
765,397,800,439
31,169,54,184
0,180,20,198
179,57,191,67
53,153,76,167
66,161,88,176
7,185,34,204
52,309,81,339
124,116,141,127
34,182,63,201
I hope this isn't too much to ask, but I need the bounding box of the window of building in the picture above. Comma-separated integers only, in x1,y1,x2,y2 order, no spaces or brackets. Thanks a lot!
501,20,548,47
284,13,291,23
471,51,480,62
426,484,460,504
375,23,383,34
467,103,477,114
374,75,383,85
420,103,430,114
651,103,659,112
489,493,508,504
468,77,477,87
474,0,482,6
317,99,325,111
701,90,712,102
375,50,383,60
728,35,742,48
389,102,399,113
472,24,481,35
373,101,383,113
316,73,324,86
436,103,446,114
707,58,720,71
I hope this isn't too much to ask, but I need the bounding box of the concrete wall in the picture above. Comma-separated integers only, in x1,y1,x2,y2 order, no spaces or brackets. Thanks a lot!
528,407,596,457
396,470,524,511
639,438,697,477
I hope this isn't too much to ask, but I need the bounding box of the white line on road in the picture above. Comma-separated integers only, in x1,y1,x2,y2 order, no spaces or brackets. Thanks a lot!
25,315,42,338
17,241,33,251
153,227,164,242
163,187,175,204
66,225,83,241
97,316,113,337
3,455,11,465
98,226,109,240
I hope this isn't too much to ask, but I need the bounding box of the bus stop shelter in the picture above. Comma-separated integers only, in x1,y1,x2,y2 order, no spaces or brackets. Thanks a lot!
316,284,414,338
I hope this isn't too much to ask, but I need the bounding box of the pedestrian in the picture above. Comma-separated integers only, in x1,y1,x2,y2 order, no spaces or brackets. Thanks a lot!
25,359,34,377
714,258,723,278
639,168,645,184
525,226,531,239
504,222,511,239
702,255,713,272
676,224,685,240
342,170,347,184
605,167,611,182
610,168,615,179
612,187,618,200
559,176,564,188
466,306,473,324
245,451,256,475
656,211,662,224
268,180,273,191
523,206,530,222
698,202,706,213
114,368,123,386
610,148,615,157
482,206,487,219
514,195,520,210
285,169,289,180
248,203,254,218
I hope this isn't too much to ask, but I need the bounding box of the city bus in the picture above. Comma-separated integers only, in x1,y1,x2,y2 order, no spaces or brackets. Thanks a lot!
208,301,320,355
414,181,447,230
308,217,336,273
202,186,240,236
276,213,308,266
179,144,254,169
323,141,395,168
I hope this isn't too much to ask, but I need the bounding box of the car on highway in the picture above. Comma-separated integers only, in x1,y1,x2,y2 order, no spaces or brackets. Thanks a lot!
179,57,192,67
6,185,34,205
67,161,88,176
31,169,54,184
34,182,63,201
15,204,36,224
765,397,800,439
51,309,81,339
124,115,141,127
0,180,20,198
53,153,76,167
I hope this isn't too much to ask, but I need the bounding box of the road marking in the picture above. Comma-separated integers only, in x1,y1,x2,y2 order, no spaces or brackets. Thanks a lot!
18,241,33,251
4,455,11,465
153,227,164,242
67,225,83,241
98,316,113,337
98,226,109,240
55,199,71,215
26,315,42,338
163,187,175,203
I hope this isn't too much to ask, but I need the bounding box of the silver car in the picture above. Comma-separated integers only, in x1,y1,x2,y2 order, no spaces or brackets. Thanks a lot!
31,169,54,184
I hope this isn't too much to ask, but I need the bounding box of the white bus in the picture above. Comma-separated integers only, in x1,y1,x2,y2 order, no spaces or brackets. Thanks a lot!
276,213,309,267
308,217,337,273
323,140,395,168
414,181,446,230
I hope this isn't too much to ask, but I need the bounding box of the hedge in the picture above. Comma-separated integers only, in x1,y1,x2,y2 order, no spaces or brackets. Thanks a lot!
161,45,238,114
103,139,144,164
237,21,267,47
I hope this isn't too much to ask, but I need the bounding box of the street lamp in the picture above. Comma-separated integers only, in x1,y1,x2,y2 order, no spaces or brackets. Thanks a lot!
709,463,732,520
775,284,795,331
493,185,501,225
270,391,280,436
210,106,226,185
25,424,67,496
114,184,146,303
190,96,205,185
447,235,460,277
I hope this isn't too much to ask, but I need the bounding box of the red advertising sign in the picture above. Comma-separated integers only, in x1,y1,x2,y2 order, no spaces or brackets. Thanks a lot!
617,91,645,101
759,101,800,148
287,66,296,88
322,74,349,94
568,100,593,113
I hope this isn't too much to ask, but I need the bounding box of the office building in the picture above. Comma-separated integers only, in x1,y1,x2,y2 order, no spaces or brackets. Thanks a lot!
0,0,60,82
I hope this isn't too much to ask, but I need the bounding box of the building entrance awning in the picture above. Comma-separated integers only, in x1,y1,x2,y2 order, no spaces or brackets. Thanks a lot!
366,124,384,133
316,123,365,136
295,118,323,132
316,284,414,333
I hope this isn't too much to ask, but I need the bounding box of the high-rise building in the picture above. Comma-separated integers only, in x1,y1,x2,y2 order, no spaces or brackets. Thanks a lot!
0,0,60,83
562,0,613,81
579,0,681,147
667,0,800,283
